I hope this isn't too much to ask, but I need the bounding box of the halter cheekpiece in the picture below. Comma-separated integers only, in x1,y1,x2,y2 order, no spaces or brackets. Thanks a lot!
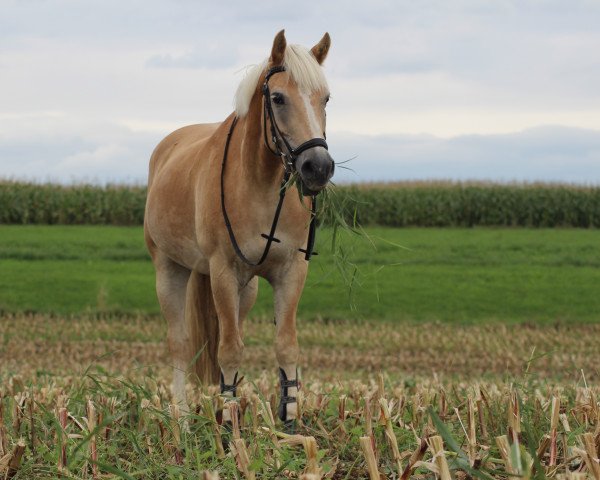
220,65,327,266
261,65,328,172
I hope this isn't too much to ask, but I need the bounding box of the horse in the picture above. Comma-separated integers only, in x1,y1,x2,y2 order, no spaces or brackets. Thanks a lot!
144,30,334,427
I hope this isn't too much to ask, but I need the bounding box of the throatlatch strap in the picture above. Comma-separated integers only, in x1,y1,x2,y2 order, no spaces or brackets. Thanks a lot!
299,195,318,260
278,368,299,422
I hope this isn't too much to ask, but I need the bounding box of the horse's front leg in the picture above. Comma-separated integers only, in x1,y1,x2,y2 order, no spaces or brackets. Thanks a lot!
271,260,308,427
210,262,244,420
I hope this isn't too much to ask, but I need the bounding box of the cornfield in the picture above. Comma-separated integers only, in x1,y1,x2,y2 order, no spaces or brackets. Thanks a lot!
0,181,146,225
1,180,599,227
337,182,600,228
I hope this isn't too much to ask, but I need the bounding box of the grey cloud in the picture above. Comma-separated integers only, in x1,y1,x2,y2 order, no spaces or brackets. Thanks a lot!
0,118,161,184
328,126,600,184
2,123,599,185
146,45,239,69
2,0,600,186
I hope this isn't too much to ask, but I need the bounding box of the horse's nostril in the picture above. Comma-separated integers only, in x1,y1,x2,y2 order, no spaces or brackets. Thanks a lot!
301,159,317,177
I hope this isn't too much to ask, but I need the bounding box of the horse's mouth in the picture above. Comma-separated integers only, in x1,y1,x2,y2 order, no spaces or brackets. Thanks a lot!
298,178,328,196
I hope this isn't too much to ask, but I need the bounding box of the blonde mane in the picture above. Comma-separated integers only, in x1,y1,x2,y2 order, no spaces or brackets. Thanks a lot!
234,44,328,117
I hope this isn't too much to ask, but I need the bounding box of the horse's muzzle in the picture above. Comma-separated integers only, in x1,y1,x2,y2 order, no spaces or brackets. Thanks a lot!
296,149,335,195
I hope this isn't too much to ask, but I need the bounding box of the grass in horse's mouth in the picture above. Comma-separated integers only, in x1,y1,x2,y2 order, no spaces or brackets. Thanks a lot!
295,178,373,312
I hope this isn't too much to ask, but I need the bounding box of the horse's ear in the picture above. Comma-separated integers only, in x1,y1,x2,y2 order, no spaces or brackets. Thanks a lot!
270,29,287,66
311,32,331,65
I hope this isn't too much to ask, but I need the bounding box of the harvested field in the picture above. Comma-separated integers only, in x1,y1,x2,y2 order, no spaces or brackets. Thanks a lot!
2,315,600,478
1,314,599,382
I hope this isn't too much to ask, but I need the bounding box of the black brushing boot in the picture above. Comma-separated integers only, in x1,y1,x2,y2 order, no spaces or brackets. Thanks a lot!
278,368,299,434
220,371,239,397
219,372,239,449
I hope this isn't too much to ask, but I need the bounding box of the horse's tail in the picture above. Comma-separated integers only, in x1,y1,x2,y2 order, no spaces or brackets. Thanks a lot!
186,271,220,384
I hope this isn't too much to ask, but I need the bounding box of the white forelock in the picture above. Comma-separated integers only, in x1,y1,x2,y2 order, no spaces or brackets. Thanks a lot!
234,44,329,117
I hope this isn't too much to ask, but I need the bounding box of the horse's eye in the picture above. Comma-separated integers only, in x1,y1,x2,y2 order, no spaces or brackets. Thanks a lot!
272,93,285,105
324,95,330,105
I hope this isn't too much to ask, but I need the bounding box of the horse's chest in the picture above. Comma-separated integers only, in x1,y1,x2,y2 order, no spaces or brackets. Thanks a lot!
230,229,306,280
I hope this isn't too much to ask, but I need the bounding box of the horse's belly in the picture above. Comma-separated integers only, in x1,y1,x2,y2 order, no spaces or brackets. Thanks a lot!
145,189,211,274
149,224,210,274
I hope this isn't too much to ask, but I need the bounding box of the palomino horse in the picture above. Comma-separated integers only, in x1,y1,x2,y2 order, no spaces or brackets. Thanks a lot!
144,30,334,426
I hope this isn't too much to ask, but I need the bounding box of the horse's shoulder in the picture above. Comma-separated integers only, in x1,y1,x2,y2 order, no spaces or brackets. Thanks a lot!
149,122,223,175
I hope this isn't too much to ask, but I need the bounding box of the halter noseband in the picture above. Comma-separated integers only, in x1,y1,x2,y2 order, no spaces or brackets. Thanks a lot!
262,66,328,173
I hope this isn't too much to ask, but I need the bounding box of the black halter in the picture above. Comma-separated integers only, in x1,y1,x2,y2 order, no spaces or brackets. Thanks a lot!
220,66,326,267
261,66,329,172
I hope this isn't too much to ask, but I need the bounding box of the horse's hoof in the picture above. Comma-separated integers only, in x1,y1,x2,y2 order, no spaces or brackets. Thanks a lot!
221,421,233,450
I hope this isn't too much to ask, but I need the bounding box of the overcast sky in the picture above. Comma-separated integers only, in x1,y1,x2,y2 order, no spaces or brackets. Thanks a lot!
1,0,599,184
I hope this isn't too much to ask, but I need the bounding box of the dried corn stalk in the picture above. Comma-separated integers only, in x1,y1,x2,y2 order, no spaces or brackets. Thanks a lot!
1,439,26,480
508,390,521,441
360,436,380,480
57,406,68,474
86,400,99,479
379,397,402,475
550,396,560,467
582,433,600,480
401,433,429,480
496,434,519,476
231,438,255,480
467,395,477,465
428,435,451,480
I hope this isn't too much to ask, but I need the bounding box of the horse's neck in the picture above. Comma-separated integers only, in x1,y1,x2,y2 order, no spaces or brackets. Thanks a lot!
236,113,284,192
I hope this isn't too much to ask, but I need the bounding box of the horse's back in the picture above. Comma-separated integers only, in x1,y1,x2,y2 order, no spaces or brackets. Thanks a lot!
148,122,221,184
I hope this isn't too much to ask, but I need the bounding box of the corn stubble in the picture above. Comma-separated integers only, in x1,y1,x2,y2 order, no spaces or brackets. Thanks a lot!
2,315,600,477
0,370,599,479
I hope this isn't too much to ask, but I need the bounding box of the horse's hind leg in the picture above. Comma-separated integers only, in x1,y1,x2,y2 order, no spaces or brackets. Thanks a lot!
153,253,192,412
